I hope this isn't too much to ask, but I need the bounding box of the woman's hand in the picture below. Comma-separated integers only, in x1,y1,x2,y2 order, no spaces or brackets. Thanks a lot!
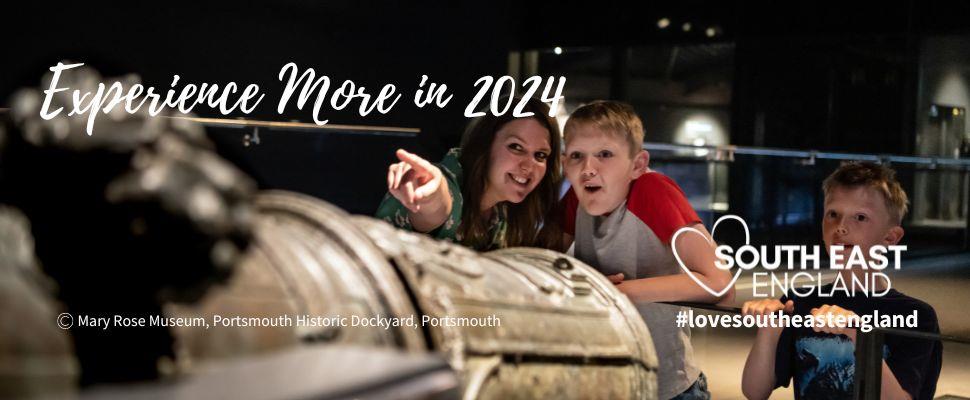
386,149,452,232
387,149,443,212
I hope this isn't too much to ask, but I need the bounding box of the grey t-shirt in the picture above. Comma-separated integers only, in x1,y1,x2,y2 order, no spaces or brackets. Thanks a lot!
564,173,703,400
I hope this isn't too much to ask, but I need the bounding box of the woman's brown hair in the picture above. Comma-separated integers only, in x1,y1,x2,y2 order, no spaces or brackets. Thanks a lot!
458,98,563,250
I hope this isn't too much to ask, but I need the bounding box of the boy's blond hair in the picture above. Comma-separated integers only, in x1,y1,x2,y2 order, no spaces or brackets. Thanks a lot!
822,161,909,225
564,101,644,157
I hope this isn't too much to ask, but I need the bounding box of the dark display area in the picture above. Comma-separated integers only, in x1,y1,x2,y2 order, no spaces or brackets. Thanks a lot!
3,2,970,399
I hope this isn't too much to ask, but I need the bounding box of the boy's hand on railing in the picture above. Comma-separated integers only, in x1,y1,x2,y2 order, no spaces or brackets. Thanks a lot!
741,298,792,400
810,304,858,341
387,149,445,213
741,299,794,316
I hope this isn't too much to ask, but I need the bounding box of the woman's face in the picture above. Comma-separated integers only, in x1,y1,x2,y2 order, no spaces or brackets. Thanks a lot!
480,118,552,210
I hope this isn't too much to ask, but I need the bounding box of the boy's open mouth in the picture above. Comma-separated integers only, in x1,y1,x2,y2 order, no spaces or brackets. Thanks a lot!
583,184,602,193
508,173,531,187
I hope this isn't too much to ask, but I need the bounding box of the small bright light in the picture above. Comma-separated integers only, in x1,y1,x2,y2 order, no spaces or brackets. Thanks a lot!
953,108,961,116
553,46,563,55
682,22,692,32
686,121,713,133
658,18,670,29
686,121,713,157
705,27,716,37
693,138,709,157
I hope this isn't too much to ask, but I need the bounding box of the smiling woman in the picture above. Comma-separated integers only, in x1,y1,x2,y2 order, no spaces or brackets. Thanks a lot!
376,98,563,251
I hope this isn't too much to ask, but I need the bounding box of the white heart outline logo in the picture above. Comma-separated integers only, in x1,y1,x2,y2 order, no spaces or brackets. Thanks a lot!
671,214,749,297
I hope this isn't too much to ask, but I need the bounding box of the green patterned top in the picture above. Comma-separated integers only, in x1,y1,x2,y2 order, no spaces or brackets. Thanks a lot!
375,148,508,251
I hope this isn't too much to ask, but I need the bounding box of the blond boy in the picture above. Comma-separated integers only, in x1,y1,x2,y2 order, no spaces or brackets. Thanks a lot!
560,101,734,400
741,162,942,400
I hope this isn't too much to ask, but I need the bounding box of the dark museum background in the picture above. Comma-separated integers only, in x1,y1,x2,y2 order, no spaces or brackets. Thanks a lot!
2,1,970,398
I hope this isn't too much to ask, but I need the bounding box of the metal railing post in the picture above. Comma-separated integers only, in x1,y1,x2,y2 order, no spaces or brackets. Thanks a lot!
853,330,884,400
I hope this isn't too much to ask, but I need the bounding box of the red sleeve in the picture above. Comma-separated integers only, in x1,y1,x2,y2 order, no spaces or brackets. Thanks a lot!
562,187,578,236
627,173,701,245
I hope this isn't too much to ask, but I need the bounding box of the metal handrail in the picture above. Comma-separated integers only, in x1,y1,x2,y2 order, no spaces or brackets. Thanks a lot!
165,115,420,137
644,141,970,169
